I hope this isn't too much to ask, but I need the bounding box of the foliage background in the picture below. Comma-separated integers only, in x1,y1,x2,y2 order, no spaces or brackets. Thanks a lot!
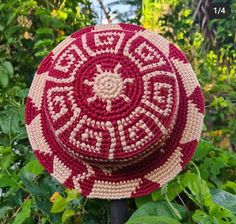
0,0,235,223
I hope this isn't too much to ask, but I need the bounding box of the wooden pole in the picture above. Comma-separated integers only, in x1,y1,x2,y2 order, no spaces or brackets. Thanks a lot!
110,199,128,224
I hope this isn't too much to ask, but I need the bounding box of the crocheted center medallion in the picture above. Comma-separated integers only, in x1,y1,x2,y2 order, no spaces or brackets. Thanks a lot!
84,63,131,111
43,29,179,165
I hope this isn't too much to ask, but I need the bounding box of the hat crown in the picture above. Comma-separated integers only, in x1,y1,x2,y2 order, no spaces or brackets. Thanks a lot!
43,28,179,167
26,23,204,199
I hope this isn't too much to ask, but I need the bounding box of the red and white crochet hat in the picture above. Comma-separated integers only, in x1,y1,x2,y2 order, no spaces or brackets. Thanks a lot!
25,23,204,199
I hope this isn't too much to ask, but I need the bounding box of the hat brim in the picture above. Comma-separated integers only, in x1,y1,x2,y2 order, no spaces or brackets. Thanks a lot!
25,24,204,199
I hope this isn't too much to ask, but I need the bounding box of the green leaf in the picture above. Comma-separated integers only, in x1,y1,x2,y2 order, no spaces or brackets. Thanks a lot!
14,126,28,140
0,205,12,219
18,88,29,98
1,152,15,169
211,189,236,214
151,190,162,201
199,158,214,180
12,199,32,224
193,139,214,161
62,209,75,223
34,39,53,49
126,215,181,224
0,25,4,32
35,49,49,57
0,106,24,136
21,159,44,176
152,181,182,202
0,145,11,154
22,174,64,200
66,189,80,201
2,61,14,79
50,195,68,213
211,96,228,109
0,175,18,187
57,10,68,20
135,194,153,208
192,210,212,224
199,156,228,180
76,6,81,15
179,171,211,208
210,157,227,177
130,201,187,221
6,12,16,26
221,181,236,194
36,28,53,35
41,217,48,224
208,203,236,224
0,66,9,88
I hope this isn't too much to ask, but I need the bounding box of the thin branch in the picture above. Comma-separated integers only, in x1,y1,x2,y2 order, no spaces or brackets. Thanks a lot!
193,0,203,21
11,195,31,219
97,0,112,23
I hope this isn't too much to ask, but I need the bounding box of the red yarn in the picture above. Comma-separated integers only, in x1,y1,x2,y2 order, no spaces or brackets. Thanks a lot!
25,23,204,199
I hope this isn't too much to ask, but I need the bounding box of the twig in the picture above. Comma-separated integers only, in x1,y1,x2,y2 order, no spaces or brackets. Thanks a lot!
11,195,31,219
193,0,203,21
97,0,112,23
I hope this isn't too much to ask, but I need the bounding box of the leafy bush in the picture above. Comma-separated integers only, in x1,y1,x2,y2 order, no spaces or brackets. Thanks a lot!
0,0,96,223
127,140,236,223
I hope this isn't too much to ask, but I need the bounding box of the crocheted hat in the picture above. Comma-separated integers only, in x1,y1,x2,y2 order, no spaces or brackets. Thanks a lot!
25,23,204,199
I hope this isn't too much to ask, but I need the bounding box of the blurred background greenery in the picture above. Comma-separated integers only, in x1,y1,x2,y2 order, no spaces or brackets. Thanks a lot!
0,0,235,223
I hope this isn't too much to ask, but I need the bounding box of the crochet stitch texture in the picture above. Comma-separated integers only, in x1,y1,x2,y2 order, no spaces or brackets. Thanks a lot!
25,23,204,199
